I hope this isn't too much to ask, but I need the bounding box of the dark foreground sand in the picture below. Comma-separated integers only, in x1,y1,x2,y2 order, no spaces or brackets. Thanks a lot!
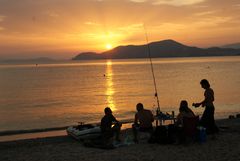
0,118,240,161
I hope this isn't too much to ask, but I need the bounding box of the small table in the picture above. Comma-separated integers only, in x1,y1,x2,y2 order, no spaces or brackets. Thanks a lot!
155,111,176,126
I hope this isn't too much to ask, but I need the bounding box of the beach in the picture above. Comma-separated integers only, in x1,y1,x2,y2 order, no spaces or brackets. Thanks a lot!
1,118,240,161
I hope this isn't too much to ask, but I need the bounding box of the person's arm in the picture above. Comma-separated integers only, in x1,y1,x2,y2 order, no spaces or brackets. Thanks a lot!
150,111,154,122
112,115,117,121
134,113,138,125
193,89,207,107
194,89,214,107
188,108,195,116
111,115,118,123
111,115,122,127
194,100,205,107
175,113,182,126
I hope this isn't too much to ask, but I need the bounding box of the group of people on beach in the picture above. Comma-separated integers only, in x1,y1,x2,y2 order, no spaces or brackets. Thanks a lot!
100,79,219,146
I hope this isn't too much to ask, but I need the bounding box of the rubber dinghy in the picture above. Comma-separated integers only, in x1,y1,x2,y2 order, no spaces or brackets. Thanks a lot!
66,124,101,140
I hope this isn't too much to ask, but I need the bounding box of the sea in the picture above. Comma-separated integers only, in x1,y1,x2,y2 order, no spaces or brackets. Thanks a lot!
0,56,240,132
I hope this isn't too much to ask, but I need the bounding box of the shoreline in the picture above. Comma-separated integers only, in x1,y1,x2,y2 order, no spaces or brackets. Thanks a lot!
0,126,69,137
0,119,134,142
0,130,67,143
0,118,240,161
0,117,238,143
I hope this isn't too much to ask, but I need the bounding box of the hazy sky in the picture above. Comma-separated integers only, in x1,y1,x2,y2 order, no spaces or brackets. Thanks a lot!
0,0,240,59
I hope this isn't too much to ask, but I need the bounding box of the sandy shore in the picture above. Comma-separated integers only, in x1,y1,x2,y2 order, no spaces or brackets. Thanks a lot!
0,118,240,161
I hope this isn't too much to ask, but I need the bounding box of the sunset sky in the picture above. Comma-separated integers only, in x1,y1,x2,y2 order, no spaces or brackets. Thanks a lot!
0,0,240,59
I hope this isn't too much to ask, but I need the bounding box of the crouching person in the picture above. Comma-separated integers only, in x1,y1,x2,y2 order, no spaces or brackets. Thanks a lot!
101,107,122,147
132,103,154,143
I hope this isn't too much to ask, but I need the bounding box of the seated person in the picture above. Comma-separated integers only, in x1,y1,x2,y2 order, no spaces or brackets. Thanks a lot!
132,103,154,142
100,107,122,144
175,100,196,143
176,100,195,127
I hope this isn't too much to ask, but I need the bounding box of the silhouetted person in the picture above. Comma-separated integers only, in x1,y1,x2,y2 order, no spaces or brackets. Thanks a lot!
175,100,197,143
132,103,154,142
176,100,195,126
193,79,219,134
100,107,121,144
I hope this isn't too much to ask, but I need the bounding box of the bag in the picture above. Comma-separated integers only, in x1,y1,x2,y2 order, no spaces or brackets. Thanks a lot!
197,126,207,143
149,125,175,144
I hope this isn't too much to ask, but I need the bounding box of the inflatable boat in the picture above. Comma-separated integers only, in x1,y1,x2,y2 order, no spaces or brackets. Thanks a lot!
66,124,101,140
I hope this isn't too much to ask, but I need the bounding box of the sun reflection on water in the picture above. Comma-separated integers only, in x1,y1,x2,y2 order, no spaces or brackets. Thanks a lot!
105,60,116,111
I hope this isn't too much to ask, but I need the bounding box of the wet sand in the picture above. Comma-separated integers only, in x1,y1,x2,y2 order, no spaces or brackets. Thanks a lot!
0,118,240,161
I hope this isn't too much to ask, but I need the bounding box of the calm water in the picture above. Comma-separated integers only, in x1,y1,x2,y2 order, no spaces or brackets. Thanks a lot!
0,56,240,131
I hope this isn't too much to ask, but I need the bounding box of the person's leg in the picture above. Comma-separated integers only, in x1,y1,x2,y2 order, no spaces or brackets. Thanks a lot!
200,108,209,128
176,126,185,144
101,129,114,147
202,106,218,135
112,123,121,141
132,124,139,143
211,107,219,134
208,107,219,136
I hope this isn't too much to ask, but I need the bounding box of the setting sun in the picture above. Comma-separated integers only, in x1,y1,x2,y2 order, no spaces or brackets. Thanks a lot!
106,44,113,50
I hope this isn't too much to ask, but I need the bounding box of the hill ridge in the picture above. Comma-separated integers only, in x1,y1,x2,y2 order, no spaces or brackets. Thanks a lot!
73,39,240,60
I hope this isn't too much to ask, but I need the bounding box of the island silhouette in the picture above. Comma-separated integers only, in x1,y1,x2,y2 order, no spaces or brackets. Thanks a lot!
73,39,240,60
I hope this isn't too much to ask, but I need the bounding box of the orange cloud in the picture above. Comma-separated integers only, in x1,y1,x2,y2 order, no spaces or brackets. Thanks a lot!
152,0,206,6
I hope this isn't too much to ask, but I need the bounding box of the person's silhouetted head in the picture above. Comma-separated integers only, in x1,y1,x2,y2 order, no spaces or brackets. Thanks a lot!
104,107,112,115
200,79,210,89
179,100,188,112
136,103,144,112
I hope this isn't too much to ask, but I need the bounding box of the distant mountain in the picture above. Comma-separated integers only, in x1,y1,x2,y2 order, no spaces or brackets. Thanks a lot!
72,52,102,60
72,39,240,60
221,42,240,49
0,57,55,63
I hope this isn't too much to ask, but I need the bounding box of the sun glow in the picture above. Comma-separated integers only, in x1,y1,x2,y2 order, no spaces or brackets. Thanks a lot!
106,43,113,50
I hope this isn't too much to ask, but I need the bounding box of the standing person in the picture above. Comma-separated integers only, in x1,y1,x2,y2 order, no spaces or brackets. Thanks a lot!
193,79,219,134
132,103,154,142
101,107,122,144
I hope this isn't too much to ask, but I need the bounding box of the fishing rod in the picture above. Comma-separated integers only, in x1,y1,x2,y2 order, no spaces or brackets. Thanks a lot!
143,26,161,115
